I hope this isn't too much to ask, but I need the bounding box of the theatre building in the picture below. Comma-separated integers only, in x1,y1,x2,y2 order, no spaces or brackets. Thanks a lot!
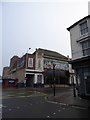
3,48,69,87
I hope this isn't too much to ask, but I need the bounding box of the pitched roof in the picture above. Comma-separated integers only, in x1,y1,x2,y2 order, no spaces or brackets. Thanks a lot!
67,15,90,31
36,48,68,61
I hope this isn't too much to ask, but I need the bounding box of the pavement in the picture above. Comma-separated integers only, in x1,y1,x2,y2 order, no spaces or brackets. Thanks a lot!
2,86,90,109
29,86,89,109
30,87,89,109
47,93,90,109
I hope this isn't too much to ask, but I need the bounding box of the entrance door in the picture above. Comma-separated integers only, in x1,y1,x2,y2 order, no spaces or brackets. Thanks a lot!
26,74,34,87
85,76,90,94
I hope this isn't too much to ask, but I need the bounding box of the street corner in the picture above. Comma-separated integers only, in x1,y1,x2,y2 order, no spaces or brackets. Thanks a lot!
46,93,71,103
45,93,89,109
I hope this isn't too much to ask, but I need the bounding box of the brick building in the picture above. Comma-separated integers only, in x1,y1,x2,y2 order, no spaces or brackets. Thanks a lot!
2,66,18,88
2,48,69,87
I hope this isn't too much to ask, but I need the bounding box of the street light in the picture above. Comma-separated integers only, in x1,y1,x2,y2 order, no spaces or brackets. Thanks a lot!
71,75,76,97
25,48,31,69
53,63,56,96
25,48,31,87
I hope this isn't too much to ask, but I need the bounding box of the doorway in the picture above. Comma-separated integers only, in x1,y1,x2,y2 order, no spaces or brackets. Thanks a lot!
26,74,34,87
85,76,90,94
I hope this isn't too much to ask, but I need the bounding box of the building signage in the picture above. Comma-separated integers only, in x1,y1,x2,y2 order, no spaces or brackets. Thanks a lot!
8,79,15,83
44,58,69,70
46,70,65,75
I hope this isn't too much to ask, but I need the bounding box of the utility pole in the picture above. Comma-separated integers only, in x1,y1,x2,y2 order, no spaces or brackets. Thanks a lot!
53,64,56,96
25,48,31,87
71,75,76,97
25,48,31,69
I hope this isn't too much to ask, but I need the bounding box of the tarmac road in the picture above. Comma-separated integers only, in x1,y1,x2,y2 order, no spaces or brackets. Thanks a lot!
1,87,89,118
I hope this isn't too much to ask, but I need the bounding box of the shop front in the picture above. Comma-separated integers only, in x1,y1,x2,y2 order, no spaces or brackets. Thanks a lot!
44,69,69,86
71,56,90,97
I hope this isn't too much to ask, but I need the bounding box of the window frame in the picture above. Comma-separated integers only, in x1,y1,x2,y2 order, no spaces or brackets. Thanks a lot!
28,58,33,67
38,59,41,68
79,20,89,36
81,40,90,56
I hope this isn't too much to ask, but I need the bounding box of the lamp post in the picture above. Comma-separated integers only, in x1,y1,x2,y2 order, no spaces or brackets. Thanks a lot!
71,75,76,97
25,48,31,69
25,48,31,87
53,63,56,96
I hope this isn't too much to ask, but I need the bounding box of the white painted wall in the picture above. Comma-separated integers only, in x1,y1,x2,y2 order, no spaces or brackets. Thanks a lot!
69,64,76,84
34,73,44,84
70,25,83,60
35,51,44,71
88,18,90,34
69,17,90,60
34,74,37,84
88,1,90,15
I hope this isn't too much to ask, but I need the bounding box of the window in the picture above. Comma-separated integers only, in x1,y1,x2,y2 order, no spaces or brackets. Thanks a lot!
37,75,42,83
38,59,41,68
80,21,88,36
28,58,33,67
17,57,24,68
83,67,90,79
81,40,90,56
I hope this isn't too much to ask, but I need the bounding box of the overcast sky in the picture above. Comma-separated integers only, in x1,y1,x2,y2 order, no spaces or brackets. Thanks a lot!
0,0,89,75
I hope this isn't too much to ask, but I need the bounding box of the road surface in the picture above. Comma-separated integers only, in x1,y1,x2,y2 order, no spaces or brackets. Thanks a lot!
1,88,89,118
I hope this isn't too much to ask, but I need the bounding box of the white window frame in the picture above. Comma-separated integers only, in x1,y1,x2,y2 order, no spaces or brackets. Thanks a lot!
28,58,33,67
37,75,42,83
79,20,89,36
81,40,90,56
38,59,41,68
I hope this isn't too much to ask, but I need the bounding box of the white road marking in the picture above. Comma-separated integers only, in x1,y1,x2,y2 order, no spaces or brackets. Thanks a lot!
59,103,67,106
47,100,68,106
46,116,50,118
19,96,26,98
46,100,86,110
47,100,58,104
26,95,32,97
53,112,56,115
71,105,86,110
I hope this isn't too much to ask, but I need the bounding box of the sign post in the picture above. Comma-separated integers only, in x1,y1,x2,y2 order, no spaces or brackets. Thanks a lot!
71,75,76,97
